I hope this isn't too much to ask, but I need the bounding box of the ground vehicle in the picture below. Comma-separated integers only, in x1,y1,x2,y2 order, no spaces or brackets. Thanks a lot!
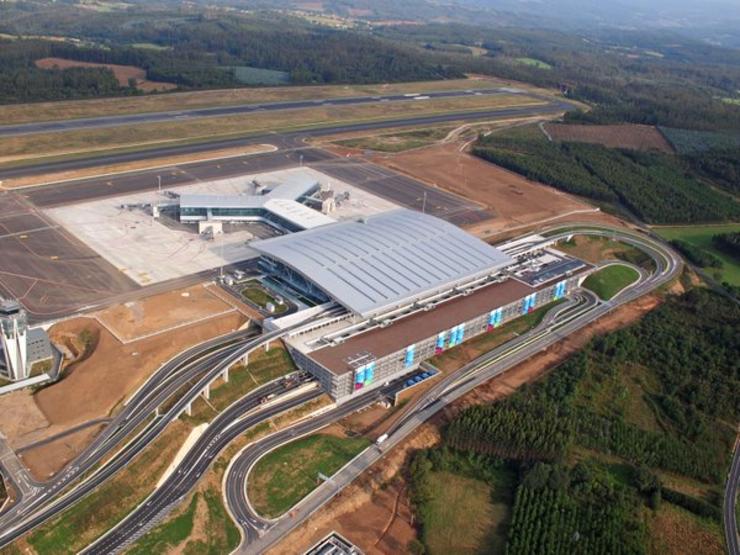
376,433,389,445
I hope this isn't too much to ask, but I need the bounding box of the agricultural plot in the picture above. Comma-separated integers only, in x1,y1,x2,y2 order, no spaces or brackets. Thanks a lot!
34,57,176,91
543,123,674,153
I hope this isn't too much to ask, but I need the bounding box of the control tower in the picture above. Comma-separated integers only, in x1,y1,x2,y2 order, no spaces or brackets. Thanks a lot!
0,300,29,381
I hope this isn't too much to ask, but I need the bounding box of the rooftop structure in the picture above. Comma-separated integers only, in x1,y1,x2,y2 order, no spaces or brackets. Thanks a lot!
178,173,336,231
252,209,513,319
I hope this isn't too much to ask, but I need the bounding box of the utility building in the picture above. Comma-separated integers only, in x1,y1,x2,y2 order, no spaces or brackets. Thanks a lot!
254,210,591,401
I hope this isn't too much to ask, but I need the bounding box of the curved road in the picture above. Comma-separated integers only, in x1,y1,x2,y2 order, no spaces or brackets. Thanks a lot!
225,225,681,554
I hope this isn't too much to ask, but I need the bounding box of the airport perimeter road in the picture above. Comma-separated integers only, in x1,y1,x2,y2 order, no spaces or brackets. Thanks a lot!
0,100,575,179
231,226,681,554
725,436,740,555
0,88,525,138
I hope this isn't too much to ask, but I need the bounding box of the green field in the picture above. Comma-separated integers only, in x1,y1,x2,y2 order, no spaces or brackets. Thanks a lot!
335,126,453,152
422,471,508,555
582,264,640,300
514,57,552,70
248,434,369,518
655,224,740,285
241,281,287,314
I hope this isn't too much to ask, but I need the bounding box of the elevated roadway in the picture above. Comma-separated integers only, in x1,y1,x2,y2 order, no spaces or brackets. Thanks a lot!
0,307,341,547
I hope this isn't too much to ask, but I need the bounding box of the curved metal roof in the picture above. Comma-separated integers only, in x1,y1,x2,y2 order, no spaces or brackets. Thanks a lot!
252,209,513,317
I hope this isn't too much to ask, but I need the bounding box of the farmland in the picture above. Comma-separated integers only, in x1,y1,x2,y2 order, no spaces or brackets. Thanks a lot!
34,57,176,92
544,123,674,153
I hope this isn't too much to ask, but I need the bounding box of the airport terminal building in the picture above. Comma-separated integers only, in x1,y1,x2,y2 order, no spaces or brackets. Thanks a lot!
253,209,590,401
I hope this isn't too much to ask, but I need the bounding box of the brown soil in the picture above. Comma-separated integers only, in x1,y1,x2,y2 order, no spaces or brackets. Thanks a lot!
20,423,105,480
645,505,724,555
0,286,246,479
95,283,240,342
369,142,620,238
544,123,674,153
34,57,176,91
269,424,440,555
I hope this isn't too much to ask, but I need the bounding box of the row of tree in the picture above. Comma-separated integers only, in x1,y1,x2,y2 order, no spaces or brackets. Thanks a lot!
473,134,740,224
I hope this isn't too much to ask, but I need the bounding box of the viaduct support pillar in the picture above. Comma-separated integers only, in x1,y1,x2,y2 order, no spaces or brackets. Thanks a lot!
264,341,270,353
203,383,210,401
185,402,192,417
222,367,229,383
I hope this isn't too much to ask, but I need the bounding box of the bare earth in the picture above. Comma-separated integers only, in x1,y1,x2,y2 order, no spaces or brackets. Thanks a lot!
544,123,674,153
34,57,176,92
271,292,664,553
95,283,239,342
0,285,247,479
367,142,617,238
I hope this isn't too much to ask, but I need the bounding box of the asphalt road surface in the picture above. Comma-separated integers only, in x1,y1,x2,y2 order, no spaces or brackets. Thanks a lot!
0,88,518,138
0,100,574,179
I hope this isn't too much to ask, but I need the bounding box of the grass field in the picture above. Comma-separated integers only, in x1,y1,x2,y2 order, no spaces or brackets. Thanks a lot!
0,77,511,125
248,434,369,518
127,494,198,554
582,264,640,300
655,224,740,285
422,471,506,555
335,127,453,152
241,282,287,314
1,93,545,167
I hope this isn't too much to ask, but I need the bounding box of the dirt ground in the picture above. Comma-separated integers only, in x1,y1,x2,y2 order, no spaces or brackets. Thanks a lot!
367,142,619,238
0,286,247,479
544,123,674,153
271,291,664,554
95,283,239,342
19,423,105,480
34,57,176,91
269,424,440,555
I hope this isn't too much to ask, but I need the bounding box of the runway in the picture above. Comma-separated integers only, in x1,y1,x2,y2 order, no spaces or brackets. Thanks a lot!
0,101,574,179
0,88,522,138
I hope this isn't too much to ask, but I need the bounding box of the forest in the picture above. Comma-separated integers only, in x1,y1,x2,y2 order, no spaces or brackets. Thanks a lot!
3,1,740,140
410,289,739,554
0,5,461,103
472,131,740,225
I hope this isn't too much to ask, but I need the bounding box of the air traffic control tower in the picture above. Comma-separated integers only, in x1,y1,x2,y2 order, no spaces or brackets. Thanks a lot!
0,300,29,381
